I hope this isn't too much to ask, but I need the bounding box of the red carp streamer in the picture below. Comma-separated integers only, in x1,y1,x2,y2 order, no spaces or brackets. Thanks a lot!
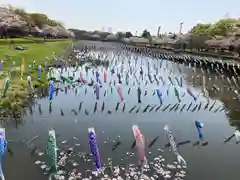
117,85,124,102
80,72,87,84
132,125,148,166
104,71,107,83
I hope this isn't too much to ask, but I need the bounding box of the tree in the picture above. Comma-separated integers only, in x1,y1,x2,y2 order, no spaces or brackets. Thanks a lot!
14,7,27,16
208,19,238,37
0,26,7,39
29,13,60,28
5,4,15,11
56,21,65,27
116,32,126,39
68,29,89,40
191,23,212,36
29,13,49,28
169,33,177,39
188,33,212,50
191,19,239,37
141,29,151,39
48,19,59,26
125,31,133,38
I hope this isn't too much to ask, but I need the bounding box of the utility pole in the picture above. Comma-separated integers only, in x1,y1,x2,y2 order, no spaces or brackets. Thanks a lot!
157,26,161,37
179,22,183,34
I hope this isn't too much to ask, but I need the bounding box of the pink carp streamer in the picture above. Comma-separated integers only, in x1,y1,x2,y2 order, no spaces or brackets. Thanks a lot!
132,125,148,166
104,71,107,83
117,85,124,102
80,72,87,84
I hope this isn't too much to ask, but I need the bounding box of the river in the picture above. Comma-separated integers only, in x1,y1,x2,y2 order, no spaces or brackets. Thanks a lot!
2,43,240,180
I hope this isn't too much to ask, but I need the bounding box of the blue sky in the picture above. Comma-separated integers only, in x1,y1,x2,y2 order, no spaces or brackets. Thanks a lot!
1,0,240,35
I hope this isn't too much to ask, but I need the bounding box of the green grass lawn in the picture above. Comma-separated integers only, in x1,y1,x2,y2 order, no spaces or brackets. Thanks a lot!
0,37,70,45
0,38,72,86
0,38,72,115
0,39,71,68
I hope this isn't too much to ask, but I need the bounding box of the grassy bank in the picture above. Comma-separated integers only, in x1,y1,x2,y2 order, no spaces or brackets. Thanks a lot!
0,38,72,117
0,38,71,76
0,37,70,45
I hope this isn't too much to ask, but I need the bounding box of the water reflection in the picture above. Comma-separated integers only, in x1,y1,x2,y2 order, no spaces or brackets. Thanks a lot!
3,47,240,180
183,64,240,129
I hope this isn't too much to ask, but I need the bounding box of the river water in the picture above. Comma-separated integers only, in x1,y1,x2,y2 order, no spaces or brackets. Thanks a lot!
2,45,240,180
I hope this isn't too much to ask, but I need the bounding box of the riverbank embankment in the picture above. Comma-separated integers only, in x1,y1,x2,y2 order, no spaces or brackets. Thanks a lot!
129,43,240,61
0,38,72,119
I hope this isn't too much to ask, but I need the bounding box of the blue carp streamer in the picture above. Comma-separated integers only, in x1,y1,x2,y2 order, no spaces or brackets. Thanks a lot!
38,65,41,80
49,81,55,103
96,70,100,83
195,120,204,142
2,77,9,98
88,127,103,175
0,128,7,180
156,88,163,104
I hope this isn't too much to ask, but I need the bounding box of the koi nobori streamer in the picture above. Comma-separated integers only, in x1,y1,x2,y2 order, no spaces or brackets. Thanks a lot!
104,71,107,83
10,61,15,73
88,127,103,175
61,76,73,84
234,90,240,104
111,68,115,75
95,83,100,100
179,77,183,87
98,78,102,86
132,125,148,166
164,125,186,166
96,70,100,82
156,88,163,104
46,129,57,180
64,63,67,71
195,120,205,142
117,85,124,102
32,61,36,69
49,68,54,79
2,77,10,98
38,65,41,80
49,81,55,104
186,87,197,101
174,86,181,102
44,60,48,72
80,72,87,84
27,64,32,74
234,130,240,143
117,73,122,84
137,87,142,103
27,75,34,93
0,128,6,180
